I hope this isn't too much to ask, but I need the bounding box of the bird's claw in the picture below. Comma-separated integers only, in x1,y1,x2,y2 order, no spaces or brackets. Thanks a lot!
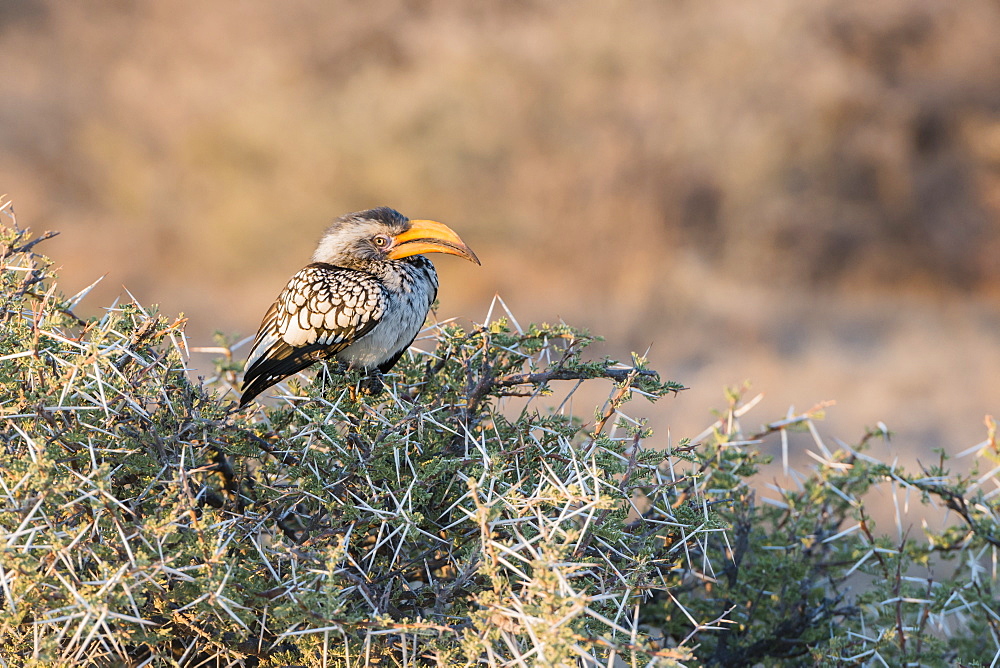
346,371,384,402
359,372,385,397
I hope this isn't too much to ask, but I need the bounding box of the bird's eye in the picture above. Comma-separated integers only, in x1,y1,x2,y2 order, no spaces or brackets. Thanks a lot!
372,235,392,248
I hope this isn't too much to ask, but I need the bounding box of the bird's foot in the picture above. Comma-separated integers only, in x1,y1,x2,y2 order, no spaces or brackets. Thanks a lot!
346,370,384,402
359,371,385,397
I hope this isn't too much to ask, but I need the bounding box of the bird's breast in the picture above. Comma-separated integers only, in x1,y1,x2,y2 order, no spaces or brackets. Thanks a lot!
335,260,438,369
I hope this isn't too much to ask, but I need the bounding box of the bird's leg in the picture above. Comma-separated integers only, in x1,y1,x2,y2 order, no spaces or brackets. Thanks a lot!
341,363,383,402
359,369,385,397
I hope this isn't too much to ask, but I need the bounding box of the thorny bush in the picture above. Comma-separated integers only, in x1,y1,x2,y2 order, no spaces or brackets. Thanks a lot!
2,203,1000,667
0,210,700,666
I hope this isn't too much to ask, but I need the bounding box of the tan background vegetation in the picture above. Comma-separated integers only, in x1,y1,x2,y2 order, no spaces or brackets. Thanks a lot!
3,0,1000,460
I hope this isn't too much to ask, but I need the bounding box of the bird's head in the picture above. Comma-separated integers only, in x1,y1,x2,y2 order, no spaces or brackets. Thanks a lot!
312,207,480,269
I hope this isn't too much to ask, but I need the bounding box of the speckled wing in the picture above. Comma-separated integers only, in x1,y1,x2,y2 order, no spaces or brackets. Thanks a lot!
240,263,386,405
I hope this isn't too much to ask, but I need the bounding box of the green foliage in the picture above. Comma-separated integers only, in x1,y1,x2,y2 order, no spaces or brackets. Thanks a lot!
3,209,1000,667
638,395,1000,666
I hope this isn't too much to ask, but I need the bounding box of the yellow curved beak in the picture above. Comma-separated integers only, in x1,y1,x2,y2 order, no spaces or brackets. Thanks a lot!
388,219,481,265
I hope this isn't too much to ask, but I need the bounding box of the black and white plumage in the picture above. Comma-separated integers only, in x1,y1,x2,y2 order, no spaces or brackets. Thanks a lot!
240,207,479,406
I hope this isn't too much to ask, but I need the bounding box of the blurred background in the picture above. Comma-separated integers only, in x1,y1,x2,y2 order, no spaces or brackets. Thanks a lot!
2,0,999,461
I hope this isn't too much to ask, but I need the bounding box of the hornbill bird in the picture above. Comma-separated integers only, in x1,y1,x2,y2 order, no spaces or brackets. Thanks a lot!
239,207,480,406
